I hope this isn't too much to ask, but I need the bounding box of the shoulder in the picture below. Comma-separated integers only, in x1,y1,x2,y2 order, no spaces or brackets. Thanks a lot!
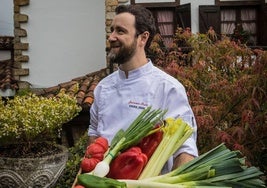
96,71,118,87
151,65,185,89
93,71,118,95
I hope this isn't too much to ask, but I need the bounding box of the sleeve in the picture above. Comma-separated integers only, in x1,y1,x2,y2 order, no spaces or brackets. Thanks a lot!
163,82,198,158
88,85,100,137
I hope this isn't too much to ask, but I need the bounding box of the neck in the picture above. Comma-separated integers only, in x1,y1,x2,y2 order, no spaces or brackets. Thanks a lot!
119,52,148,78
120,48,148,72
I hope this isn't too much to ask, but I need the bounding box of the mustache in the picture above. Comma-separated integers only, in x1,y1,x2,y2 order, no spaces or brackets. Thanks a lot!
109,41,121,48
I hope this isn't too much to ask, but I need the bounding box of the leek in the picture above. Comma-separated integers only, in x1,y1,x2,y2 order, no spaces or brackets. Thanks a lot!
119,143,266,188
139,117,194,179
123,179,231,188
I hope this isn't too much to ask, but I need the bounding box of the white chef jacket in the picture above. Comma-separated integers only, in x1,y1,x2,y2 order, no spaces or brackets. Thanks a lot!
89,60,198,173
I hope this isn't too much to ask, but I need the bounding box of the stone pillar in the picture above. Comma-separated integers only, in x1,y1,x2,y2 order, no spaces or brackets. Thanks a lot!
105,0,118,72
13,0,30,88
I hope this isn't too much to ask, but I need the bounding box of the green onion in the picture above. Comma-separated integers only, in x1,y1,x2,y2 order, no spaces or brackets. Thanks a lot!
93,106,167,177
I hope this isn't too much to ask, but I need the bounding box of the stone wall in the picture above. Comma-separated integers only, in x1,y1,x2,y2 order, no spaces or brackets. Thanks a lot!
106,0,119,49
13,0,30,88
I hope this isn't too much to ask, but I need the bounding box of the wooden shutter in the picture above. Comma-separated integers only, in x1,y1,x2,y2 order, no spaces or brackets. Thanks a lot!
199,5,220,35
258,4,267,46
176,3,191,29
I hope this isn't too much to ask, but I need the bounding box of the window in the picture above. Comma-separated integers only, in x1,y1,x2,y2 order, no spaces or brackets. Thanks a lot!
199,1,267,47
147,4,191,48
221,7,257,45
131,1,191,48
149,8,175,47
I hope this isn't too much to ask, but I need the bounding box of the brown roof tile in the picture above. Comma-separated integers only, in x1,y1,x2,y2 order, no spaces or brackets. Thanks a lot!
0,59,19,90
0,36,18,92
1,59,109,112
1,59,108,111
34,68,108,111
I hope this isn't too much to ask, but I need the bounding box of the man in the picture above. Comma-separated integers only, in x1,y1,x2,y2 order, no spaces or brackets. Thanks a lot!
88,4,198,173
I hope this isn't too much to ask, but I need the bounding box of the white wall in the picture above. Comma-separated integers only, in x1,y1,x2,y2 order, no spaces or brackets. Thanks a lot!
20,0,106,88
0,0,13,61
0,0,13,36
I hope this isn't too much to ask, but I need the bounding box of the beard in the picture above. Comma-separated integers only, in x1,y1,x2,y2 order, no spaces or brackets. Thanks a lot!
108,39,137,65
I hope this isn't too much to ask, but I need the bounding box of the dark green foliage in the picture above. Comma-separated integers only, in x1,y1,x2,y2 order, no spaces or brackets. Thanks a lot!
55,132,88,188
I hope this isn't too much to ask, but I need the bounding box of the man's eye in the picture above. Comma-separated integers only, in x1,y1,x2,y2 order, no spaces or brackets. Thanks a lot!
117,29,124,34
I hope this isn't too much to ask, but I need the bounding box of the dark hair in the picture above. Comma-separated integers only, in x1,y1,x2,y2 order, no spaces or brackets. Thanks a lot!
115,5,156,50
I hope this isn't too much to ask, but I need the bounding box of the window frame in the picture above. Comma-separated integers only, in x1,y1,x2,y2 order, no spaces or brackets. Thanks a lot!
220,6,258,44
130,0,180,7
130,0,192,47
215,0,263,6
200,0,267,47
148,7,176,35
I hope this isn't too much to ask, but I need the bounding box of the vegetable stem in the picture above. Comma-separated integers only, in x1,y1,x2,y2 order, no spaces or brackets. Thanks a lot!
93,107,167,177
139,117,194,179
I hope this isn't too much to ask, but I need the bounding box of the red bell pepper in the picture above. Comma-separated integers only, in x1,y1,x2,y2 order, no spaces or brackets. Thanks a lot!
107,146,148,180
85,143,105,160
84,136,109,160
137,128,163,159
94,137,109,151
80,157,100,173
81,136,109,173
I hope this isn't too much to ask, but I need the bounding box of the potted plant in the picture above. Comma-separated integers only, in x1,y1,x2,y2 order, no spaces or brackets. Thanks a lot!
0,91,82,188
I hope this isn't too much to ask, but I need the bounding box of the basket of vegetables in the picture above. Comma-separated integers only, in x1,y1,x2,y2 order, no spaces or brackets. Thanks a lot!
72,107,266,188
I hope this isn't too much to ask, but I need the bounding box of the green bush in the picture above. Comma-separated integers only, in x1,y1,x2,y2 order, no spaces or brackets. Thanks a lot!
55,131,88,188
0,92,82,148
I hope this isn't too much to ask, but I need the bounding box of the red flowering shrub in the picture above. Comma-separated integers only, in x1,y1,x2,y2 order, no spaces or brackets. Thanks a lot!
149,30,267,175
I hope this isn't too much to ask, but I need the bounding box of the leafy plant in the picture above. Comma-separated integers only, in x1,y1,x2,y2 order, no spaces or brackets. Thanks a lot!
231,23,251,45
0,91,82,151
55,131,88,188
149,30,267,177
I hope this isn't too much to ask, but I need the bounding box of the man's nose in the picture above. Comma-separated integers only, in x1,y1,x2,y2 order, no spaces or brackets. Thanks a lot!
108,31,117,42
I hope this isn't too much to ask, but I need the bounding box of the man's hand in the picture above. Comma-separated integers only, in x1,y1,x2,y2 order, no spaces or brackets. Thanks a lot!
172,152,195,170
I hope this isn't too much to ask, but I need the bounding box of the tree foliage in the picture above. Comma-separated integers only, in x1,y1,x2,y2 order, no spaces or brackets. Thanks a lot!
149,29,267,175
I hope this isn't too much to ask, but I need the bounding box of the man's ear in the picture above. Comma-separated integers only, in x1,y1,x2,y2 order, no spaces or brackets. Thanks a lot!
139,31,150,46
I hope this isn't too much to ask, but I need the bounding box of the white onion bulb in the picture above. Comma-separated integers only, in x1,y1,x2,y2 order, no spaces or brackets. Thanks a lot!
93,161,110,177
